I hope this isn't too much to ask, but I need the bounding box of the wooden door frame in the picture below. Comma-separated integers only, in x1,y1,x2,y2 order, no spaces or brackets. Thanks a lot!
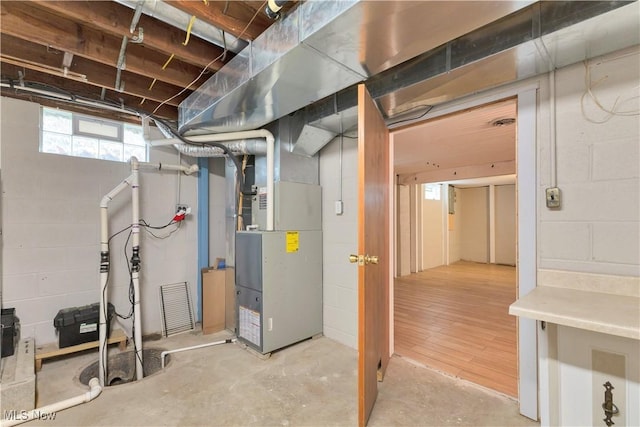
387,81,540,420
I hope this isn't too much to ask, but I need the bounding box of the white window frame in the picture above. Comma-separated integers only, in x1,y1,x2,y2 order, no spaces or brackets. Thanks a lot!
40,107,147,163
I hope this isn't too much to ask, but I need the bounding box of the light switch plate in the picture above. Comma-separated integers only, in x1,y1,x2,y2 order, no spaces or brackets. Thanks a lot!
546,187,561,208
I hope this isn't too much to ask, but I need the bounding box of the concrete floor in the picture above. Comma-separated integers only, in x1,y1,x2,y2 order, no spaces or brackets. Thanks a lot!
28,331,538,426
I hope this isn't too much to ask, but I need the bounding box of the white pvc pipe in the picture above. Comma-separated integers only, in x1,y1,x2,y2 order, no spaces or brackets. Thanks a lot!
97,158,198,386
130,157,143,381
138,161,199,175
99,176,134,387
176,130,275,230
160,338,236,369
0,378,102,427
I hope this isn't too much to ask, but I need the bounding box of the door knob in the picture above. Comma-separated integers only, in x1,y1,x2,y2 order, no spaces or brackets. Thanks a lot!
349,254,379,265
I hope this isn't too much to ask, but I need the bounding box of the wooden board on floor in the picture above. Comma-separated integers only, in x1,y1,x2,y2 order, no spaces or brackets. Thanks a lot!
35,329,128,371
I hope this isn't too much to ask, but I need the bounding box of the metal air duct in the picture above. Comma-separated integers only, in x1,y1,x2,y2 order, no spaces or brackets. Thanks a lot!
178,0,536,134
180,0,638,146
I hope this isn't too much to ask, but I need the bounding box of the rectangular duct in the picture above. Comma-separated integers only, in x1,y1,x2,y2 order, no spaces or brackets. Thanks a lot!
179,0,535,135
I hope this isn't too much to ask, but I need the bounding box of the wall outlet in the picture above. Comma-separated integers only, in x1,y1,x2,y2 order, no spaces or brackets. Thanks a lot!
546,187,561,208
176,204,191,215
335,200,343,215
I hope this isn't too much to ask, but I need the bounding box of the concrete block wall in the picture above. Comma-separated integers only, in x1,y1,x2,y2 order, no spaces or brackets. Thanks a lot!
208,157,226,264
537,47,640,277
319,136,358,349
1,97,199,345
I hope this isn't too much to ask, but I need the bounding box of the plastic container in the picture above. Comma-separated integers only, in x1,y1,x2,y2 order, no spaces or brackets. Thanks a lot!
1,308,19,358
53,302,115,348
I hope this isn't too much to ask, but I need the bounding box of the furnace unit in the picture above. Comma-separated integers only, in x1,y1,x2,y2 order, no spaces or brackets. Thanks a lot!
235,181,322,354
236,230,322,353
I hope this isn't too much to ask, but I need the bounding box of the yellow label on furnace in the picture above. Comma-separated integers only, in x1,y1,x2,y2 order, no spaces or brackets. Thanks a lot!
286,231,299,253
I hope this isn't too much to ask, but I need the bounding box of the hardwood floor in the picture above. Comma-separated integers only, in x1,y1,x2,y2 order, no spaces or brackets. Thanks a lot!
394,261,518,397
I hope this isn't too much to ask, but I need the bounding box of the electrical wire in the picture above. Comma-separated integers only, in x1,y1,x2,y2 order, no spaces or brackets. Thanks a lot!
386,104,434,127
151,1,268,115
581,60,640,124
143,221,182,239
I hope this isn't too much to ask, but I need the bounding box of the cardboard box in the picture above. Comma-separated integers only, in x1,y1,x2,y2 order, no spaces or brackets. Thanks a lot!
202,268,226,335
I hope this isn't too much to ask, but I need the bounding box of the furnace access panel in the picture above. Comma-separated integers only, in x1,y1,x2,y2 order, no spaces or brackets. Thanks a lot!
235,230,322,353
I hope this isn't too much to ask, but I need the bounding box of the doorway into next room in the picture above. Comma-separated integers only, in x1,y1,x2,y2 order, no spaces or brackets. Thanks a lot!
392,99,518,397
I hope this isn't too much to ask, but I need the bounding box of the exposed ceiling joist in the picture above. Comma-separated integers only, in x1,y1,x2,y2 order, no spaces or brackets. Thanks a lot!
27,0,228,71
0,1,206,89
0,34,188,107
165,0,272,41
1,63,178,119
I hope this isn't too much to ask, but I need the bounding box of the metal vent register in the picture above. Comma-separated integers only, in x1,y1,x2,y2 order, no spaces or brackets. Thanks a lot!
159,282,195,337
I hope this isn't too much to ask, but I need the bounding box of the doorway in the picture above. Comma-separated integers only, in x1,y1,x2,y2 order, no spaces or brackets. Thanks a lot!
392,99,519,397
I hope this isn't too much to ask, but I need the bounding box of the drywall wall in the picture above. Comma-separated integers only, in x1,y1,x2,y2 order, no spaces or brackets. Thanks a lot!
0,97,199,345
422,188,444,269
448,186,461,264
397,184,411,276
459,186,489,263
495,184,516,265
319,136,358,349
537,47,639,277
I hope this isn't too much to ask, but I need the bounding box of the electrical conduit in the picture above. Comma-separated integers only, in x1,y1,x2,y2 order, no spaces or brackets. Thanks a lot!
0,378,102,427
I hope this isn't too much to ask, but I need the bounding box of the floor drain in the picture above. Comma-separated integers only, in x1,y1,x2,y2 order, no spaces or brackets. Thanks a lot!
79,348,169,386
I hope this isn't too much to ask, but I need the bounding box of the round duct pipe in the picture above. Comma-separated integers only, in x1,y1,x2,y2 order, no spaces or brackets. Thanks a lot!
169,139,268,157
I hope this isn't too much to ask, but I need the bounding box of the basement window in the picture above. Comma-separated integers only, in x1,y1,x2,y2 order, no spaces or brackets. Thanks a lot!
40,107,147,162
423,183,441,201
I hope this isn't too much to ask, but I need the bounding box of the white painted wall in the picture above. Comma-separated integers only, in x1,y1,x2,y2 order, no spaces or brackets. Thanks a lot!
448,187,461,263
319,136,358,349
495,184,516,265
459,186,489,263
397,184,411,276
421,191,444,269
1,97,199,345
537,47,640,277
535,47,640,424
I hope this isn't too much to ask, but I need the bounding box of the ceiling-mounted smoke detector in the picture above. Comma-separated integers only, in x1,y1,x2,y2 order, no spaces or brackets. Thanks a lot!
491,117,516,127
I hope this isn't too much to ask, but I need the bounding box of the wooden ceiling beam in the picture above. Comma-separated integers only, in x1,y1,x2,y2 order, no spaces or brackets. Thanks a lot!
165,0,273,41
27,0,228,71
0,34,189,107
0,2,207,89
1,63,178,120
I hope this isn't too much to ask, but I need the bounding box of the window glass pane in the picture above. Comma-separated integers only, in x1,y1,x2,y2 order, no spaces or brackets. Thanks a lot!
73,136,99,159
424,184,441,201
124,144,147,162
42,108,72,134
99,140,123,162
77,117,120,139
123,124,146,146
42,131,72,155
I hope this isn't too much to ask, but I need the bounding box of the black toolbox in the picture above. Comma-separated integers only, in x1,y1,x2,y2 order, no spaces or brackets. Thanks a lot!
1,308,19,358
53,302,115,348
